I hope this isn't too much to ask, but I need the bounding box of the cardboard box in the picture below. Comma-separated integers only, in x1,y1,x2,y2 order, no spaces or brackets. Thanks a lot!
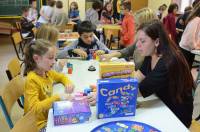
53,98,91,126
99,62,135,79
97,78,138,119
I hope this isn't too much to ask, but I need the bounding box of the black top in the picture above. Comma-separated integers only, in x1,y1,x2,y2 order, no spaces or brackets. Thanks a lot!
139,56,193,128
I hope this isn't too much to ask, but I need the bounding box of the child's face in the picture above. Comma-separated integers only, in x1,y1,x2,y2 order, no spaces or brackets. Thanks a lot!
136,30,157,56
23,11,29,17
80,32,94,45
106,4,112,11
71,4,75,9
34,46,57,72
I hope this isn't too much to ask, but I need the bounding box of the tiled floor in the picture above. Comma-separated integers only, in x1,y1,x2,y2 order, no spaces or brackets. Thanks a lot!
0,35,24,132
0,35,199,131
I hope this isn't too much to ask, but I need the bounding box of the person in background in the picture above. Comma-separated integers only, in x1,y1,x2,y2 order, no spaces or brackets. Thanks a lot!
163,3,178,44
156,4,167,20
36,24,65,72
100,2,114,24
20,6,34,37
28,0,38,24
120,2,135,48
101,8,157,70
37,0,55,26
51,0,68,26
69,1,81,24
179,2,200,69
85,0,103,27
23,39,74,132
176,6,192,43
57,21,110,59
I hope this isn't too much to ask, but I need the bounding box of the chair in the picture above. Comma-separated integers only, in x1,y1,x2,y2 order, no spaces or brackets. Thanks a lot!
11,32,24,61
10,110,38,132
190,120,200,132
0,75,25,129
5,57,24,108
103,28,120,50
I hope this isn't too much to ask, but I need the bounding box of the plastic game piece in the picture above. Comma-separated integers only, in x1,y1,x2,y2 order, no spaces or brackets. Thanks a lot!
68,68,72,74
84,87,92,95
90,85,97,92
91,120,161,132
88,65,96,71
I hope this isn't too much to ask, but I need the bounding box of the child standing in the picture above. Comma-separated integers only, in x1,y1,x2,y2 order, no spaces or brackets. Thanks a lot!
20,7,34,37
37,0,55,26
100,2,114,24
85,0,102,27
51,1,68,26
23,39,74,131
69,1,81,24
120,2,135,47
28,0,38,24
57,20,110,59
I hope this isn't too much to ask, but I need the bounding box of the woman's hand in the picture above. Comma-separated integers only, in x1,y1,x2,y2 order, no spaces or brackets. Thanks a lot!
65,84,75,94
87,92,97,106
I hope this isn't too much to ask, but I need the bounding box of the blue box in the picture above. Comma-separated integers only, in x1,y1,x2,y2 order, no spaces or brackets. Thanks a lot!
53,98,91,126
97,78,138,119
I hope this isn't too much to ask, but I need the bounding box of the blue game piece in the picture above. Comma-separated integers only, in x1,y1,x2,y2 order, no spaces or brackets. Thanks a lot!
84,87,92,95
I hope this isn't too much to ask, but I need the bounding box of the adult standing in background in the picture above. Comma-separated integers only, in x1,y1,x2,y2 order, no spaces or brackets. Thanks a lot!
156,4,167,20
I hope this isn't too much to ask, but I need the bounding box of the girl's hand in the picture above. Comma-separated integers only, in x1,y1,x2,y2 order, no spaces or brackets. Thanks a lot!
95,50,105,56
59,93,74,101
87,92,97,106
58,60,66,69
65,84,74,94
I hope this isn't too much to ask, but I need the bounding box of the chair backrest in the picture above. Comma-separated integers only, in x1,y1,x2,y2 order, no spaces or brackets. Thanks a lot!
15,22,22,31
11,32,24,61
103,28,120,49
0,75,25,128
10,110,38,132
190,119,200,132
6,57,21,80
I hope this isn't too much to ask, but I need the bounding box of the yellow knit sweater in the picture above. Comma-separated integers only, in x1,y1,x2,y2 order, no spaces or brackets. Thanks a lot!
24,70,72,130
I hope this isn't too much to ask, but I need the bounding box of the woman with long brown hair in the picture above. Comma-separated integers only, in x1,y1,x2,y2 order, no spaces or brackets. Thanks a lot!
135,19,194,128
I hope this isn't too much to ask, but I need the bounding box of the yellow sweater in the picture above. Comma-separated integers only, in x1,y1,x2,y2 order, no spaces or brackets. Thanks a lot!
24,70,72,130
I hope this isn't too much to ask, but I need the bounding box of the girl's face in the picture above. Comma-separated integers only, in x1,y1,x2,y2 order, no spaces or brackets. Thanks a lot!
34,46,57,72
71,3,75,9
136,30,157,56
173,7,178,15
106,4,112,12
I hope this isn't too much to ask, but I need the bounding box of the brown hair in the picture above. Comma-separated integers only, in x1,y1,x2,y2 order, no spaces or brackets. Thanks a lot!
186,2,200,24
24,39,54,75
47,0,56,7
103,2,113,14
70,1,79,10
56,0,63,9
36,24,59,45
138,19,194,103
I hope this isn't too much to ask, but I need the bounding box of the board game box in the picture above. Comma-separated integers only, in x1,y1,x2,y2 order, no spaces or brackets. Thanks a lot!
99,62,135,79
97,78,138,119
53,98,91,126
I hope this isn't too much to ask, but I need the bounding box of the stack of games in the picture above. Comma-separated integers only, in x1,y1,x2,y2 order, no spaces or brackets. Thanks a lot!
99,62,135,79
97,78,138,119
53,97,91,126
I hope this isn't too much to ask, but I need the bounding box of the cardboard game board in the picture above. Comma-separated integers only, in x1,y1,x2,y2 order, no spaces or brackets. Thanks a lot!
91,120,161,132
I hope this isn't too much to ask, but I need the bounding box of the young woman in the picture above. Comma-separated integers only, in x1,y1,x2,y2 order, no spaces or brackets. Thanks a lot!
135,20,193,128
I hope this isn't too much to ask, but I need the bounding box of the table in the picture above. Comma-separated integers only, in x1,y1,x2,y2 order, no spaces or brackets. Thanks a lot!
97,24,121,32
46,59,189,132
58,32,79,41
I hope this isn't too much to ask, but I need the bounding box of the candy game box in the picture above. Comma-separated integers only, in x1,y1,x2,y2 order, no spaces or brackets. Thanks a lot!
97,78,138,119
53,98,91,126
99,62,135,79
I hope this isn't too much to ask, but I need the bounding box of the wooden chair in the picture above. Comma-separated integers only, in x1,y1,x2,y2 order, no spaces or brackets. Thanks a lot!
5,57,24,108
11,32,24,61
10,110,38,132
103,28,120,50
190,120,200,132
0,75,25,129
